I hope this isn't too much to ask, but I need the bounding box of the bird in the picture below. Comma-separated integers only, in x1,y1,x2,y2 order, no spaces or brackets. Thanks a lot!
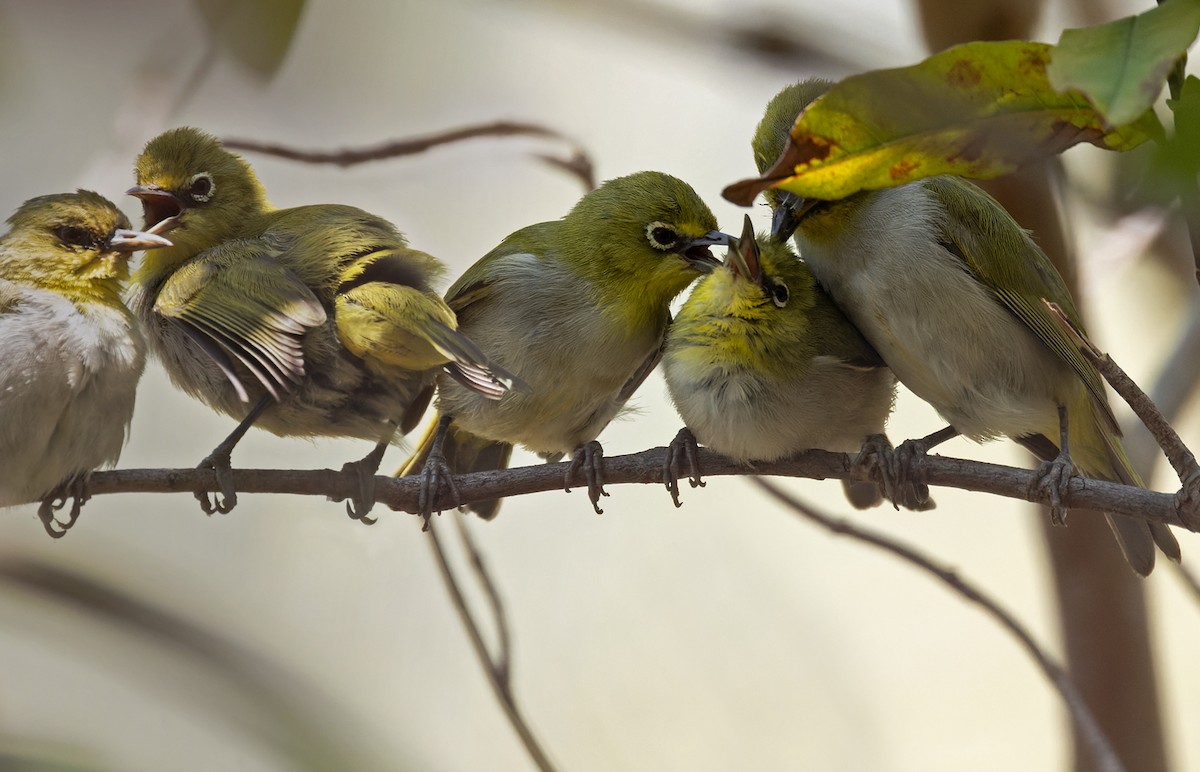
126,127,522,521
662,214,916,509
747,78,1180,575
398,171,730,519
0,190,171,536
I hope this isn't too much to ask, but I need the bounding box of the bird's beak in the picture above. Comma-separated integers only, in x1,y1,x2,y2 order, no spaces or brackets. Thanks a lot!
680,229,734,273
126,184,184,235
770,190,805,242
724,215,760,281
109,228,173,253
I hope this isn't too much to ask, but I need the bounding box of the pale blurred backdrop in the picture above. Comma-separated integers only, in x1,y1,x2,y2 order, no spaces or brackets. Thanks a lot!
0,1,1197,770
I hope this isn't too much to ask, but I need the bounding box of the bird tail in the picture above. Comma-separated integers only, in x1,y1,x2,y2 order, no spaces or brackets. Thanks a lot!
1095,426,1181,571
841,480,883,509
396,411,513,520
1033,397,1182,576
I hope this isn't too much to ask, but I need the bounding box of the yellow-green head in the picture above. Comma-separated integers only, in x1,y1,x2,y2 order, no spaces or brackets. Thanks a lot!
675,214,830,379
751,79,835,241
128,127,268,263
560,171,728,314
0,190,170,306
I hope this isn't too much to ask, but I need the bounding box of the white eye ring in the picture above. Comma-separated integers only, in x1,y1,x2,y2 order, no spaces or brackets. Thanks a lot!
771,281,789,308
186,172,215,203
645,221,680,251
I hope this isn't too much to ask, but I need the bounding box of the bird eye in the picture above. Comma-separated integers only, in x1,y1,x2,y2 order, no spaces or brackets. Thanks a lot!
645,222,680,251
770,281,789,307
55,225,96,249
187,172,215,203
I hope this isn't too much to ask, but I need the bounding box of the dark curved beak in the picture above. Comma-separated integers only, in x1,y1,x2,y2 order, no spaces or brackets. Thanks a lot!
725,215,760,281
126,184,184,235
109,228,173,253
770,190,806,242
680,229,734,273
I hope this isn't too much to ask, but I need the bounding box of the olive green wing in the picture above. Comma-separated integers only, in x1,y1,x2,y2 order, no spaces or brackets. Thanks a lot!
336,249,528,399
442,223,556,317
154,239,327,402
926,176,1118,434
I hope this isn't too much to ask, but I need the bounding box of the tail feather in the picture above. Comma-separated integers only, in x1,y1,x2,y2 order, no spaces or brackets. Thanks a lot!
395,411,514,520
841,479,883,509
1019,401,1182,576
1099,428,1182,567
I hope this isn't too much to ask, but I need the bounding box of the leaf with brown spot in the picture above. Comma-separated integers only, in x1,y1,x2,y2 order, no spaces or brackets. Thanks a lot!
723,40,1163,206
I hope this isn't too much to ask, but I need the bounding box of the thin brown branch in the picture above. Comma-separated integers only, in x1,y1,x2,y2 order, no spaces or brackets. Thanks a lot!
751,479,1127,772
453,515,514,684
222,121,595,191
64,449,1190,531
0,558,391,771
425,518,558,772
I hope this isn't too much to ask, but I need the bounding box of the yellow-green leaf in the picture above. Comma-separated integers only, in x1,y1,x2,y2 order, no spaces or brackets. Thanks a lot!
192,0,307,76
723,40,1163,206
1047,0,1200,127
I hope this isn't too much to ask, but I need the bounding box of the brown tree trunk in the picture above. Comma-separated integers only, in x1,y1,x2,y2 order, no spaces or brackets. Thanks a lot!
917,2,1171,768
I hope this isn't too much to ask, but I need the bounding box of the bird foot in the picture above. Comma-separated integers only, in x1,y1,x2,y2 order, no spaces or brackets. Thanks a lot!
853,434,933,512
195,448,238,515
339,443,389,526
416,450,461,531
1029,452,1075,526
663,427,705,508
36,476,90,538
565,440,608,514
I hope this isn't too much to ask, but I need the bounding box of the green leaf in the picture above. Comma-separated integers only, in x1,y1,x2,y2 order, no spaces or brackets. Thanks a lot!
192,0,307,76
1150,74,1200,192
1047,0,1200,127
724,40,1163,206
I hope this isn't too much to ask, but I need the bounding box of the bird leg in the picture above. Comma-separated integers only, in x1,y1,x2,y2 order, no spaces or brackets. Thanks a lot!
196,395,272,515
341,439,392,525
36,474,91,538
565,440,609,514
1028,405,1074,526
854,428,952,511
663,427,705,508
417,414,461,530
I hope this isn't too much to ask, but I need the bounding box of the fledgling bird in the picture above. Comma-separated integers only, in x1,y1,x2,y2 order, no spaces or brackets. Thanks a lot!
751,78,1180,575
399,171,730,519
662,215,908,509
0,190,170,536
126,127,522,520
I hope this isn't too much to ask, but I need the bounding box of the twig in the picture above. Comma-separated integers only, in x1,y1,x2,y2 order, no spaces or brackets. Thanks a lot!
453,515,514,685
0,558,389,771
425,517,558,772
223,121,595,191
58,449,1191,531
750,478,1127,772
1044,300,1200,526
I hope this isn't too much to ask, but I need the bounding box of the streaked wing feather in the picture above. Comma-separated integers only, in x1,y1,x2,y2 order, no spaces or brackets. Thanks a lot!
154,242,327,400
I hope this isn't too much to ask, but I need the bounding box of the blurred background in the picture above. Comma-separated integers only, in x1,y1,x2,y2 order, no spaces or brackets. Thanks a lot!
0,0,1197,770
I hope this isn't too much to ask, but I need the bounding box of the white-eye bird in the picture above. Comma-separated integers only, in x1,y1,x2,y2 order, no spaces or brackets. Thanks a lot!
662,215,907,509
752,79,1180,575
0,190,170,536
126,127,522,520
399,171,729,519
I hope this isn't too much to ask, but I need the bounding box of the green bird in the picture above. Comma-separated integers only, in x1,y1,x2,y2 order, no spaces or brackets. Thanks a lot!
126,127,522,520
662,215,914,509
0,190,170,536
399,171,729,519
752,79,1179,575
